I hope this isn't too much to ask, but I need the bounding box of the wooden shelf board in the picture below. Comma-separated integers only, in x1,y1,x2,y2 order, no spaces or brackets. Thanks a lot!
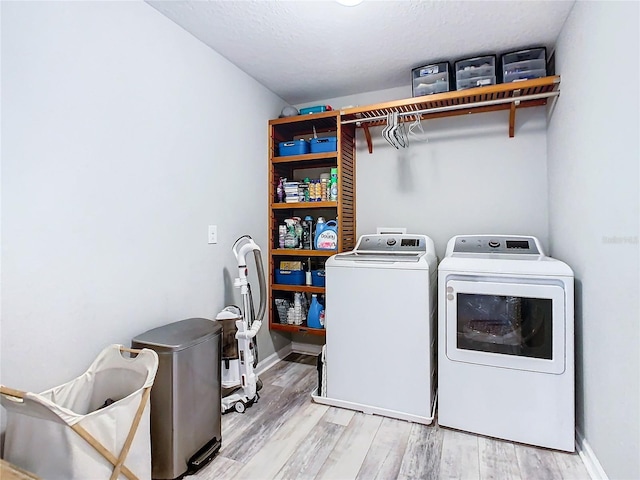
270,322,326,336
271,249,336,257
272,201,337,209
272,284,325,294
340,76,560,121
272,151,337,164
269,110,338,126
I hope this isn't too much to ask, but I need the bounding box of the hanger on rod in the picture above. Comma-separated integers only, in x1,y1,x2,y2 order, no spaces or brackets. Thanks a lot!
382,112,398,149
392,111,408,148
408,113,427,143
382,111,411,149
382,111,409,150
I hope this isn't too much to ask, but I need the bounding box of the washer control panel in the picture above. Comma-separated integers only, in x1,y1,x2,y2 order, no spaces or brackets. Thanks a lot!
354,234,426,253
452,235,541,254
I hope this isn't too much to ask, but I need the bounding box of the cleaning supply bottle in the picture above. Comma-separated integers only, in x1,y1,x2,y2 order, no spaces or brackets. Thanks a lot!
294,292,303,325
307,294,323,329
304,215,314,248
329,168,338,201
315,219,338,250
303,177,311,202
277,177,284,203
314,217,325,249
284,218,297,248
301,219,311,250
293,217,303,249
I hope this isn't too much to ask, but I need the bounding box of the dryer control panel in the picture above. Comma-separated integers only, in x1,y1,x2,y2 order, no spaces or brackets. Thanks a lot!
451,235,542,255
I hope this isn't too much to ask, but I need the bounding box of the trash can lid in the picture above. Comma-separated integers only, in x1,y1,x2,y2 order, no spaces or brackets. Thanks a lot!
131,318,222,353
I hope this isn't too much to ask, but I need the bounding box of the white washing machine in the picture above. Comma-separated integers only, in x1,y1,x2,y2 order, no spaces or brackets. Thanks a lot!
313,234,438,425
438,235,574,452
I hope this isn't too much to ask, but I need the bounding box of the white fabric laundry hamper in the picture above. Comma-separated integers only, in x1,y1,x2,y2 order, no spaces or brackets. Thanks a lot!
1,344,158,480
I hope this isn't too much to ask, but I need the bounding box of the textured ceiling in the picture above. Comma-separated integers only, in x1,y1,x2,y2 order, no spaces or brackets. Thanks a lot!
147,0,575,105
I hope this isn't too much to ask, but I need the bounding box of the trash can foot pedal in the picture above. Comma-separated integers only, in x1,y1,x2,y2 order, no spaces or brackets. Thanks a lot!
187,437,221,473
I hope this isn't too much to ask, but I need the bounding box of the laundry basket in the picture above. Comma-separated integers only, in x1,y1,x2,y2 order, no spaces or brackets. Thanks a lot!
0,344,159,480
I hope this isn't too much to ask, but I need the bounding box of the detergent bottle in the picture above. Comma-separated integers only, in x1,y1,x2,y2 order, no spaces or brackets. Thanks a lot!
314,220,338,250
307,294,323,329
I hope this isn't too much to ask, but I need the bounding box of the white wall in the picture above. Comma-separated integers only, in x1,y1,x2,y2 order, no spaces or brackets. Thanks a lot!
305,86,549,259
0,1,289,397
548,2,639,479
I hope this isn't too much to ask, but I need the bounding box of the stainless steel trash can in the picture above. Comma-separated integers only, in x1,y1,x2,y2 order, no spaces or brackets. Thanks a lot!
132,318,222,480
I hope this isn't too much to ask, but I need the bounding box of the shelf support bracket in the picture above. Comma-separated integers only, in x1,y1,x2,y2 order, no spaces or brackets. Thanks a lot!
509,90,521,138
361,122,373,154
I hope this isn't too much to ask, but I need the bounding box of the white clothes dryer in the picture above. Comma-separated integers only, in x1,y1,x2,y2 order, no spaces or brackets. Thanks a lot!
313,234,438,425
438,235,574,452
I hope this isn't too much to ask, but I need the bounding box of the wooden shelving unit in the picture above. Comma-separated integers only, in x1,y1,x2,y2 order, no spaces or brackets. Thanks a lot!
340,76,561,152
268,112,356,336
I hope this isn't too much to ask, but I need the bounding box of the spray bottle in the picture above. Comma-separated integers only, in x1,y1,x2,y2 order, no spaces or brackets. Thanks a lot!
284,218,297,248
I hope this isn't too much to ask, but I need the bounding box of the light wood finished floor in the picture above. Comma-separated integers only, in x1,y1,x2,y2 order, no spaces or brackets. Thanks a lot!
187,354,590,480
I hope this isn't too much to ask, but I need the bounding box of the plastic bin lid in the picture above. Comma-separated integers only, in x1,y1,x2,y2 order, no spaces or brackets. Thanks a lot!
131,317,222,353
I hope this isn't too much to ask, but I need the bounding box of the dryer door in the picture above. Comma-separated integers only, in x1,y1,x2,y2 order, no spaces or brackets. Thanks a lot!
445,279,566,374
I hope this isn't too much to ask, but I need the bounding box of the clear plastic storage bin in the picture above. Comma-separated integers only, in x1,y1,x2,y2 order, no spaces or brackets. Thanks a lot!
455,55,497,90
501,48,547,83
456,76,497,90
412,62,452,97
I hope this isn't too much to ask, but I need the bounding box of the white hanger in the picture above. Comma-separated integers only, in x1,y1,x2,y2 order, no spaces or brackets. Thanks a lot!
388,112,399,149
393,112,408,148
408,113,428,143
382,112,398,149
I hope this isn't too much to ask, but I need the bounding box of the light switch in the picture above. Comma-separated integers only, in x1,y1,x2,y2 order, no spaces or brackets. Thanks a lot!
208,225,218,244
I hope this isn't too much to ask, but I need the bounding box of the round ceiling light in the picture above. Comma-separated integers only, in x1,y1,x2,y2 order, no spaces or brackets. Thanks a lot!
336,0,363,6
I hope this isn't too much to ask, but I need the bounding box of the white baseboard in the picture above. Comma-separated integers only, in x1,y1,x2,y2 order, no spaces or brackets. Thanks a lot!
255,344,293,375
291,341,323,356
576,429,609,480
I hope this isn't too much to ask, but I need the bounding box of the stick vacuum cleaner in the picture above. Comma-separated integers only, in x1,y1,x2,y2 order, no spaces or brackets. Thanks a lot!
215,235,266,414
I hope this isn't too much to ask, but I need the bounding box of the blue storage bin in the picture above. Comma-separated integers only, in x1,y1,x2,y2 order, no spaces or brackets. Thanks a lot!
300,105,329,115
279,139,309,156
311,270,326,287
275,269,305,285
310,137,337,153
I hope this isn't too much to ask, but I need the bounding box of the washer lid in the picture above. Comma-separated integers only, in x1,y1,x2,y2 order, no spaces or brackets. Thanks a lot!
334,251,423,263
329,233,437,268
